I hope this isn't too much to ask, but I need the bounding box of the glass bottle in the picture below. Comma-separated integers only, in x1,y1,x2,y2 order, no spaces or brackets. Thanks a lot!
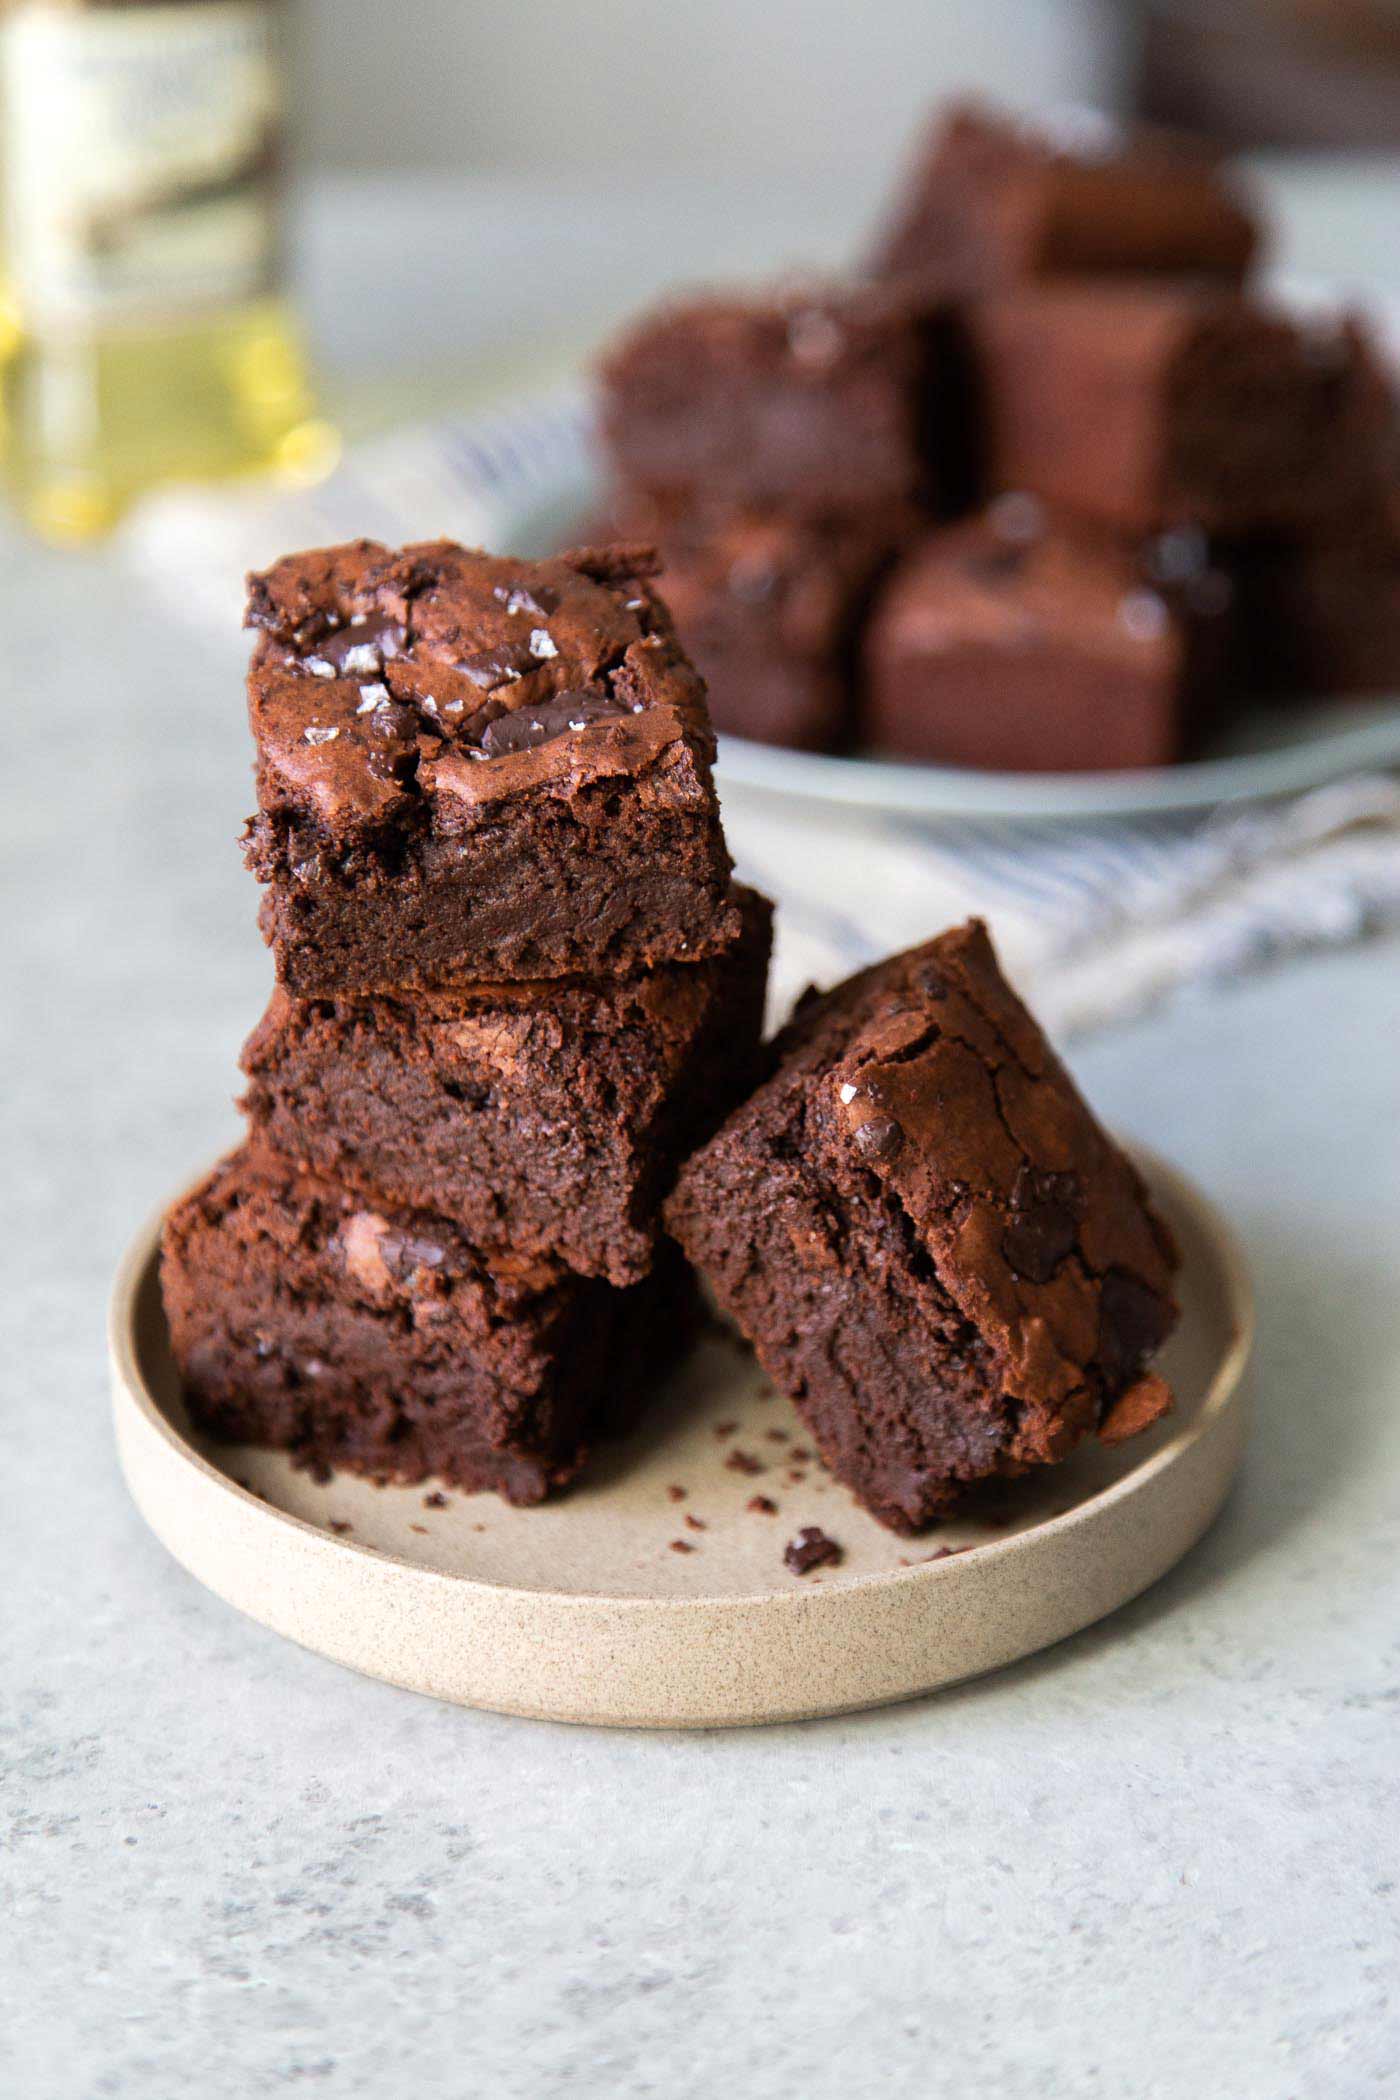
0,0,335,541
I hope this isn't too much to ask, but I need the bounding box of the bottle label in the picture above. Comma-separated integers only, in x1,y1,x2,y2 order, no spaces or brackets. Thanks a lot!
1,2,281,329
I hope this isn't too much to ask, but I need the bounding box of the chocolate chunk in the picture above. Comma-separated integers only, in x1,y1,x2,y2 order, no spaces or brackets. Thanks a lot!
455,643,536,690
377,1227,449,1281
475,688,634,759
1001,1164,1083,1284
852,1113,903,1162
784,1525,843,1575
310,612,406,674
492,581,559,618
1096,1268,1175,1390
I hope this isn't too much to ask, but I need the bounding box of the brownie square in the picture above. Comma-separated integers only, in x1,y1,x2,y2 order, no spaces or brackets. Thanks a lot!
598,283,971,518
971,289,1386,537
870,99,1259,291
593,490,907,750
863,503,1234,773
665,921,1180,1533
242,538,741,992
161,1146,679,1502
1234,486,1400,701
240,886,773,1286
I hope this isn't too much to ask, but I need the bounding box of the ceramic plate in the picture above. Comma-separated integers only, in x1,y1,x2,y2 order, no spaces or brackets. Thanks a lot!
111,1149,1251,1729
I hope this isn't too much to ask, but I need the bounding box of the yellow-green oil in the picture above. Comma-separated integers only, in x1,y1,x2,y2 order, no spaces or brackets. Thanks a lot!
2,294,337,542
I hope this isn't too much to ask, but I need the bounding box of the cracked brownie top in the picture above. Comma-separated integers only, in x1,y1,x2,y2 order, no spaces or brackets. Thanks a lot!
244,538,716,838
770,918,1179,1427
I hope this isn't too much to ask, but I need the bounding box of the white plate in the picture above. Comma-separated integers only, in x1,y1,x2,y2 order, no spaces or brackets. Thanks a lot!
494,278,1400,823
111,1149,1251,1729
504,456,1400,822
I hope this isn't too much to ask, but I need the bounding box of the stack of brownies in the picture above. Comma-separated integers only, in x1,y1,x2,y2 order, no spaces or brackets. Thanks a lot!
594,98,1400,771
162,537,772,1502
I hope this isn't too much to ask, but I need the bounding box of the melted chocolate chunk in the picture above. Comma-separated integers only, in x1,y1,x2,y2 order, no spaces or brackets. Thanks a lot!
456,643,536,690
492,581,559,619
1001,1164,1082,1284
378,1228,449,1281
1096,1268,1174,1389
311,612,406,673
852,1114,903,1162
475,688,635,759
784,1526,843,1575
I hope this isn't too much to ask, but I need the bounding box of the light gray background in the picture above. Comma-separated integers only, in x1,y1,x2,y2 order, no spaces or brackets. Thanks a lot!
296,0,1116,178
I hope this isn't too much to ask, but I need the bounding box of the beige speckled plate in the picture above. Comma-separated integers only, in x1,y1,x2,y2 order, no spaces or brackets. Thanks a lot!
110,1149,1251,1729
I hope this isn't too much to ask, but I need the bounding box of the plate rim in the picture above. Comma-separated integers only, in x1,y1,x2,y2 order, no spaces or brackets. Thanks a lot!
110,1145,1253,1616
712,705,1400,822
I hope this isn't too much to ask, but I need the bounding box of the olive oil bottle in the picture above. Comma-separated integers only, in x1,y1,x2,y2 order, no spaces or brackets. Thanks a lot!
0,0,335,541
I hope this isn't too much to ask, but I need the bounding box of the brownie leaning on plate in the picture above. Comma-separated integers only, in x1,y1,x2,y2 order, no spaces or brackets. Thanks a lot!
666,920,1179,1533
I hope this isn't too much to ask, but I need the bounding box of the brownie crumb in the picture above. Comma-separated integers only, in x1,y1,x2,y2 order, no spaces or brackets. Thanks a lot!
410,1523,428,1535
713,1419,739,1438
684,1513,707,1532
784,1526,843,1575
423,1491,449,1509
748,1495,778,1515
725,1448,765,1475
308,1460,333,1486
669,1538,696,1554
764,1428,790,1444
666,1483,688,1502
789,1446,814,1463
328,1519,353,1535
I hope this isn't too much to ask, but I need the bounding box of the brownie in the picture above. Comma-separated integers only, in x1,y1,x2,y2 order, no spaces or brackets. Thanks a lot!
161,1146,680,1502
665,920,1179,1533
1235,509,1400,701
863,501,1234,773
591,490,907,750
597,283,973,518
970,288,1387,537
870,99,1259,290
242,538,741,992
240,885,773,1286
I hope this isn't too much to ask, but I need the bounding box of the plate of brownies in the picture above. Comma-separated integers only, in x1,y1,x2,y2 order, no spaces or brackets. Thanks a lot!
112,533,1253,1727
568,99,1400,818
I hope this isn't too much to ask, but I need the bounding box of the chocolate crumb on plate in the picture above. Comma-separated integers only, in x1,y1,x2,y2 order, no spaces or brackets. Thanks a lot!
666,1483,688,1502
328,1519,353,1535
748,1495,779,1515
684,1513,707,1531
423,1491,449,1509
784,1526,843,1575
669,1538,696,1554
725,1448,765,1475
